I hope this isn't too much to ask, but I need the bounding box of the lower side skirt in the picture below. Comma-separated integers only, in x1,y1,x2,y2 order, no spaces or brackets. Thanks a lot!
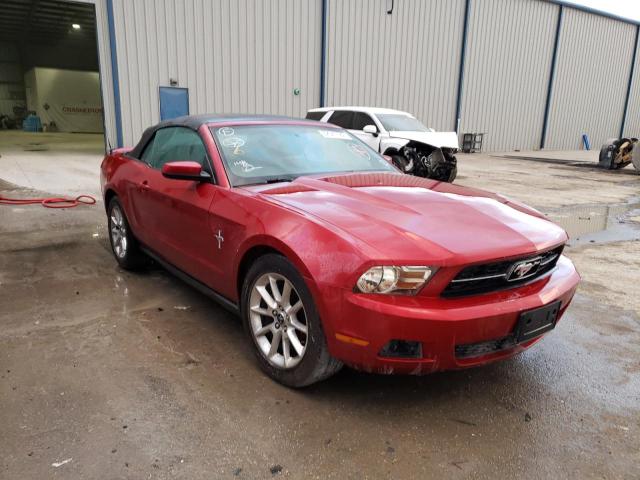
140,246,240,316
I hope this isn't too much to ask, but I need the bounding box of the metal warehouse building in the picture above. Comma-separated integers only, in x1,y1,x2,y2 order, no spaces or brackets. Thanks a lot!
3,0,640,152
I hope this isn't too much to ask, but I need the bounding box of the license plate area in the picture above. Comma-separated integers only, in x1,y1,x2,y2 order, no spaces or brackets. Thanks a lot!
515,300,561,343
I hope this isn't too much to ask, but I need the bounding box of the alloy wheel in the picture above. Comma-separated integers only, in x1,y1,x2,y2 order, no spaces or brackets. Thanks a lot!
249,272,308,369
110,205,128,259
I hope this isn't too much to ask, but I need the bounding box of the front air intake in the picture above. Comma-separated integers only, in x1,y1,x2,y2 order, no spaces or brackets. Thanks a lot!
378,340,423,359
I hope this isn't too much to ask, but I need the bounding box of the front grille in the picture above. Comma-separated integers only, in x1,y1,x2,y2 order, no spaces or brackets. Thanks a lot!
442,246,564,298
455,335,517,359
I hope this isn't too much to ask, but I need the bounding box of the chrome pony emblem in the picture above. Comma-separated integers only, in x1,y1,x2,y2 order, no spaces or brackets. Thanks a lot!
215,230,224,250
507,259,541,281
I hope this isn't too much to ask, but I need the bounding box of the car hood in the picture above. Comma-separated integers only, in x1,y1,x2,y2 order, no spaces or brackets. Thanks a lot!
246,173,566,265
389,131,459,149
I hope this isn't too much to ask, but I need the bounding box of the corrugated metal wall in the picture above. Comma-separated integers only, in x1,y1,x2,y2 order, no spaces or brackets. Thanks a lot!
111,0,322,146
99,0,640,152
459,0,558,151
545,8,636,150
324,0,465,132
623,29,640,138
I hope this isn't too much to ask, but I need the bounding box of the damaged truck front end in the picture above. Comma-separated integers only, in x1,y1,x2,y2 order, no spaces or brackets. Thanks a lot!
391,141,458,183
599,137,640,172
382,131,459,183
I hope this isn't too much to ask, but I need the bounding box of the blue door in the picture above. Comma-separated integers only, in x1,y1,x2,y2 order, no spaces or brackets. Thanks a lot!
159,87,189,120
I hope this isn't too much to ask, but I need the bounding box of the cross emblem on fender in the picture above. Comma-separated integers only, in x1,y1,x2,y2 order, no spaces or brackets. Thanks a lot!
215,229,224,250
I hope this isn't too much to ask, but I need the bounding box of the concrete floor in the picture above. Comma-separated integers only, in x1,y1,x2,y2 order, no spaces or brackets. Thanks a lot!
1,135,639,479
0,131,104,196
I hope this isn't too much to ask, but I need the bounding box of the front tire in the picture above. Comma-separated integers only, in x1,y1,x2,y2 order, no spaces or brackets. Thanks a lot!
599,138,618,169
391,154,412,173
241,254,342,387
447,163,458,182
107,197,145,270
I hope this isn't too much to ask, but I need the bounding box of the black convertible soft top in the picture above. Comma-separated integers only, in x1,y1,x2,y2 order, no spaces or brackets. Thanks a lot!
127,114,322,159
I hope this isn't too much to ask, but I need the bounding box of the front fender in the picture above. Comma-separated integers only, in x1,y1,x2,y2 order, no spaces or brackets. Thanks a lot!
235,234,315,283
231,198,371,339
380,137,409,155
235,218,369,292
234,230,363,354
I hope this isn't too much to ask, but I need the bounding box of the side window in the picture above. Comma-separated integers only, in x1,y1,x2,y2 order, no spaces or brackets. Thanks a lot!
305,111,326,121
326,110,354,129
141,127,208,170
351,112,377,131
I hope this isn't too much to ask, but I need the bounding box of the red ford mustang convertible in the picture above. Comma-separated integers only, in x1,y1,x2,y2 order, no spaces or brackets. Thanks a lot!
101,115,580,387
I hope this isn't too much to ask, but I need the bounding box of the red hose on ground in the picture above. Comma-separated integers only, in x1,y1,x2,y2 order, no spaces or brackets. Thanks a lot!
0,194,96,208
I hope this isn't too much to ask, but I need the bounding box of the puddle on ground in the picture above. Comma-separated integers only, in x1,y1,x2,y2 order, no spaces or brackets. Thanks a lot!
545,201,640,246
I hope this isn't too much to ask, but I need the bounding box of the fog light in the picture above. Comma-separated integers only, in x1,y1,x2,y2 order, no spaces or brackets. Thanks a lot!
379,340,422,359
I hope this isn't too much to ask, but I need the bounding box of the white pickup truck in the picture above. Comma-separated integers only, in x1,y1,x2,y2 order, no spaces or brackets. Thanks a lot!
306,106,458,182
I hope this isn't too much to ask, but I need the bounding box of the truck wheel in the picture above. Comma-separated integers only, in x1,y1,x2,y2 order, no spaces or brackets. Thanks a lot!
447,164,458,182
391,154,412,173
599,138,618,170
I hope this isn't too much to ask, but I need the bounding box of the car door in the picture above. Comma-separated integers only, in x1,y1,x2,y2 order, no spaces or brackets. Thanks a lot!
325,110,353,130
133,127,220,283
349,112,381,151
326,110,380,151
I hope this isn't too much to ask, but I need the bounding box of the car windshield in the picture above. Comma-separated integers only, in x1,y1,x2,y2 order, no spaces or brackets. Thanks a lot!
211,124,396,186
376,114,433,132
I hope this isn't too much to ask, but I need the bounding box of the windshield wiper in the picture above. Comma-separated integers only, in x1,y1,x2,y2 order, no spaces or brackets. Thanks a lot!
241,176,297,187
264,176,296,184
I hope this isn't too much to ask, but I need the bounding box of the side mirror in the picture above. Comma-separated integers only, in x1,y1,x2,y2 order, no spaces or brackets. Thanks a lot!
363,124,378,137
161,161,208,181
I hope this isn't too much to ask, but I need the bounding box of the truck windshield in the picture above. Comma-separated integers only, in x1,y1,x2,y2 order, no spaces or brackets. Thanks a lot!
211,124,396,186
377,114,433,132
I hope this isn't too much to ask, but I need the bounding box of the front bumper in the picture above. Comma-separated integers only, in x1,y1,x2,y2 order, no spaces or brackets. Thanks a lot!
321,255,580,374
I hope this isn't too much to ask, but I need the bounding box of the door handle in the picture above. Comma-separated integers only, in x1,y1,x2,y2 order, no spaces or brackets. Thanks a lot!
138,180,150,192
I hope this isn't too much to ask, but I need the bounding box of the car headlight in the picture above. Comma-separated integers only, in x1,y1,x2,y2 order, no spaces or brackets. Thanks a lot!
355,266,434,295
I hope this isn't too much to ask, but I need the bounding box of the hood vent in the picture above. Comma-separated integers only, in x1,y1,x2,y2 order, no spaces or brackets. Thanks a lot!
262,184,316,195
321,172,439,189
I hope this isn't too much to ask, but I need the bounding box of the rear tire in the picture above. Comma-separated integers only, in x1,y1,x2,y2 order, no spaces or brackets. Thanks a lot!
241,254,342,387
107,197,145,270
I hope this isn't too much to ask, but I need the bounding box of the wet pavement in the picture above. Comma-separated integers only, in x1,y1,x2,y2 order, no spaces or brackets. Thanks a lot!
546,200,640,246
2,158,640,479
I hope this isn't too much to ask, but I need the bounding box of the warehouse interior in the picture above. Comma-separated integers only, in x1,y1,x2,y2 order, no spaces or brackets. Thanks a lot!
0,0,105,190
